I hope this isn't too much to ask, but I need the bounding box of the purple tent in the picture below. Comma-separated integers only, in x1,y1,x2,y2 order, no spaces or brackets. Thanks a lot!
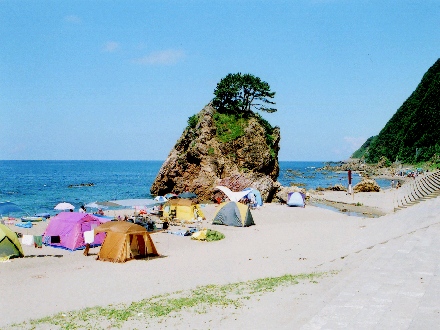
43,212,110,250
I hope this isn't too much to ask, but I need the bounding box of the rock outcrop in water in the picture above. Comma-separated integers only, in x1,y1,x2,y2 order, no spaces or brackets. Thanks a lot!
150,104,280,202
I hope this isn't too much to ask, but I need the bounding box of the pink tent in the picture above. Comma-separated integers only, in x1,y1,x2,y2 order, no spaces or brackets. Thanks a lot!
43,212,110,250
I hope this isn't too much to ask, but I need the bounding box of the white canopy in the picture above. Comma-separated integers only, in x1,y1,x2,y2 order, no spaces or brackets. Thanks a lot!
111,199,160,207
215,186,250,202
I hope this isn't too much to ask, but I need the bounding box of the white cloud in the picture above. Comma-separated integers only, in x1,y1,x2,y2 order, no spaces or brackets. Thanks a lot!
331,136,366,159
132,49,185,65
64,15,82,24
103,41,120,53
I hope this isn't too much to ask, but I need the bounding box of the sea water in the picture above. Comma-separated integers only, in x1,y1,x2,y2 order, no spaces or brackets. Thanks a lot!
0,160,390,215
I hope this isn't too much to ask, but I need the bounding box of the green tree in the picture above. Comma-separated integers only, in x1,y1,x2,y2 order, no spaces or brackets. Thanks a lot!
213,73,277,114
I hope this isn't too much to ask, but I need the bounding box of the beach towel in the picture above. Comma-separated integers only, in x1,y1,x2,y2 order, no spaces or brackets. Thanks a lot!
83,230,94,244
34,235,43,248
22,235,34,246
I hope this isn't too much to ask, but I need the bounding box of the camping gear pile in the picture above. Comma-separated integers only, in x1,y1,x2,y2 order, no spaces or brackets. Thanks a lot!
191,229,225,241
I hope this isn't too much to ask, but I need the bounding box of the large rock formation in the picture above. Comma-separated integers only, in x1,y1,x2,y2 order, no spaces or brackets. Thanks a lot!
150,104,280,202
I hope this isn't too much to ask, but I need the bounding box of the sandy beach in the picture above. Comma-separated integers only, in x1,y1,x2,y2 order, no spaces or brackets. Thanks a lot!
1,189,440,329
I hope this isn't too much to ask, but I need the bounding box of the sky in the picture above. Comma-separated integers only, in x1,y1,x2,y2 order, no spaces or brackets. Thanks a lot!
1,0,439,161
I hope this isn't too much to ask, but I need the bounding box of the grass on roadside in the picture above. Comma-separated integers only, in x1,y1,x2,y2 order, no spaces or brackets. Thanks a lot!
10,271,337,330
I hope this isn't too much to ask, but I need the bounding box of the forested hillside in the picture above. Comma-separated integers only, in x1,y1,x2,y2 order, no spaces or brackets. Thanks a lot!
353,58,440,164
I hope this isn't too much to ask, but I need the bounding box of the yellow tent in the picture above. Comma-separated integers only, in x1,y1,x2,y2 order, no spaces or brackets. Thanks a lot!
162,199,205,222
0,223,24,260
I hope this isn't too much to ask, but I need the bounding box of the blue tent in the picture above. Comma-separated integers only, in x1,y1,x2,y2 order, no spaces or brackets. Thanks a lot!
244,188,263,207
287,192,305,207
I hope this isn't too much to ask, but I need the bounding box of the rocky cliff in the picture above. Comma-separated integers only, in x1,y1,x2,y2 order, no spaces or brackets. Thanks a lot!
150,104,280,202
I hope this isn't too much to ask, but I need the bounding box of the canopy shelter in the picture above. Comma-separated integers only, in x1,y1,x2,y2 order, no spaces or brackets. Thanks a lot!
212,201,255,227
85,202,109,209
94,201,121,208
95,221,158,263
110,199,161,207
162,199,205,222
215,186,250,202
0,223,24,260
43,212,109,250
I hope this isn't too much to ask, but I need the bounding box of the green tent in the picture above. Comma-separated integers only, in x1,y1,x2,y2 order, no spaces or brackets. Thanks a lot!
212,201,255,227
0,224,24,260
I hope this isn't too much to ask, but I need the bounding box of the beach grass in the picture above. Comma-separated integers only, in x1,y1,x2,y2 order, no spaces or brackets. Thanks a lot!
9,271,336,330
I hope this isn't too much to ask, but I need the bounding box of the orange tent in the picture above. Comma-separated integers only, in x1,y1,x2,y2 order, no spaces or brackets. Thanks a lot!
95,222,158,263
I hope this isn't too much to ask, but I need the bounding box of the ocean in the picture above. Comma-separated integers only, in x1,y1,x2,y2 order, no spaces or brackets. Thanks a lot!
0,160,390,215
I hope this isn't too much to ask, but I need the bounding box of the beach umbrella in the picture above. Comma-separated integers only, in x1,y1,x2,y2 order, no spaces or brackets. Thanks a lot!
164,193,178,199
111,199,158,207
154,196,168,202
178,192,197,199
54,202,75,211
0,202,24,216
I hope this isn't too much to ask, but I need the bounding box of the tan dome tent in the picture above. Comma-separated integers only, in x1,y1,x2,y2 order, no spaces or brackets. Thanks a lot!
212,201,255,227
0,223,24,260
95,222,158,263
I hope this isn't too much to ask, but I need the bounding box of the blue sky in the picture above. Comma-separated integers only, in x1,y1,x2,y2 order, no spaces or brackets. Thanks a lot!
1,0,439,161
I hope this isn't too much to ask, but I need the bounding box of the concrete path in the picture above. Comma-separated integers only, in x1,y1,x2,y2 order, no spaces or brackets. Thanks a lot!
300,222,440,329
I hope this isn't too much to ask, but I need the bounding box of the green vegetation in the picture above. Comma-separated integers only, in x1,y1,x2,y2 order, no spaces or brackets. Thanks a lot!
11,271,334,330
187,114,199,129
353,59,440,164
254,112,278,158
213,112,247,142
212,73,277,115
351,136,376,159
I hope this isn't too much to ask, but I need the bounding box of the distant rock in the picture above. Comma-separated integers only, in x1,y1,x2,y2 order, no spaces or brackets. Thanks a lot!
150,104,280,202
353,178,380,193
